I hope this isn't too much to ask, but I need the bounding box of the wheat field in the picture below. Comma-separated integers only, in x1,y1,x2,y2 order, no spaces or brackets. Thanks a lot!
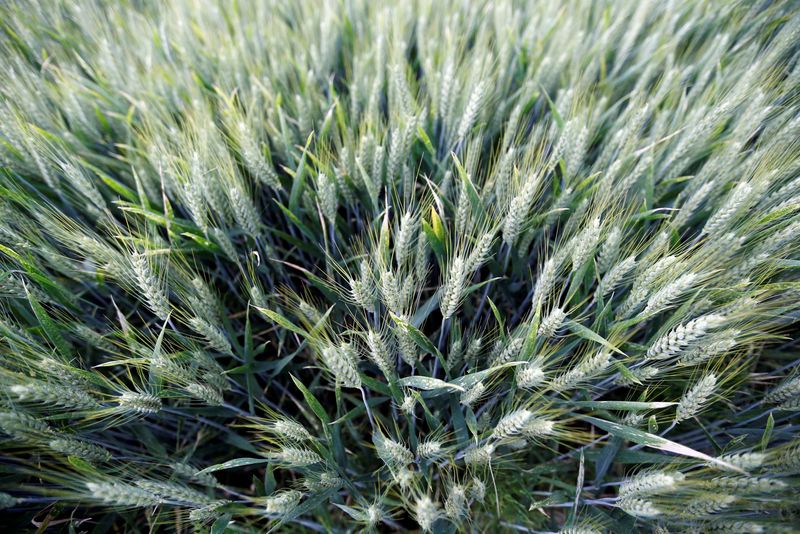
1,1,799,532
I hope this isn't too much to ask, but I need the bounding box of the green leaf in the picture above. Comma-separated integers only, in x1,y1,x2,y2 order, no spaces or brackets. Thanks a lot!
410,288,441,328
568,320,625,355
197,457,269,475
421,220,445,259
26,286,71,358
593,436,622,487
417,125,435,155
254,306,307,336
761,413,774,453
390,313,442,360
288,131,313,212
614,361,642,386
569,400,676,411
290,375,330,425
399,376,465,393
487,297,504,330
211,514,232,534
581,416,743,472
449,361,524,390
429,206,445,243
648,415,658,434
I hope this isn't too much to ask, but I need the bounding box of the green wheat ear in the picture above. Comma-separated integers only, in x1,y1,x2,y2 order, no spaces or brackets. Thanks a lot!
0,0,799,532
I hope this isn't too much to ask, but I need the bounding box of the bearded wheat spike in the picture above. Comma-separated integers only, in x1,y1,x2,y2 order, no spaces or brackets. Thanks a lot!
135,480,213,504
394,321,418,366
765,375,800,403
381,270,403,313
457,80,487,141
365,329,394,378
304,471,344,491
444,484,467,521
491,335,525,365
86,481,162,507
49,438,112,463
265,490,302,516
464,443,495,466
493,409,534,440
374,433,413,466
460,381,486,407
679,332,738,366
676,374,717,422
551,351,611,392
417,439,443,459
643,272,699,315
614,365,660,386
618,471,685,499
467,232,494,271
570,217,601,271
618,497,661,518
188,317,232,355
273,446,322,467
236,122,280,189
777,396,800,411
414,495,441,532
320,343,361,389
229,186,260,237
117,391,162,415
532,256,560,306
0,411,52,439
503,174,541,246
10,382,99,410
712,452,766,471
189,500,232,523
171,463,217,487
268,418,311,442
130,252,169,320
618,255,678,318
184,383,224,406
395,212,417,265
710,476,786,492
684,494,736,517
441,255,466,319
317,173,337,223
702,182,753,235
350,260,375,311
646,314,726,360
598,226,622,274
517,362,545,389
522,418,555,439
599,255,637,296
538,307,567,338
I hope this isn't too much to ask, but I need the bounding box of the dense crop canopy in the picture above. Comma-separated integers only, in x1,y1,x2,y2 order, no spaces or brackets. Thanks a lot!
1,1,799,532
